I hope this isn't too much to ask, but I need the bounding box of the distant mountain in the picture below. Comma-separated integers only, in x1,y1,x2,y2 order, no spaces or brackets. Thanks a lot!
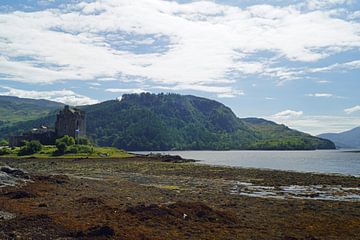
318,127,360,149
0,93,335,150
242,118,334,150
0,96,64,128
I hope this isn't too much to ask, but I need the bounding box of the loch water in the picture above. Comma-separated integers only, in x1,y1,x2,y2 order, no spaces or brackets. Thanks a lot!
134,150,360,177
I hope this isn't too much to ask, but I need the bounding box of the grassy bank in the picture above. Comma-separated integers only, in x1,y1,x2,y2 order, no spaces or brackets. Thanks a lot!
0,145,132,159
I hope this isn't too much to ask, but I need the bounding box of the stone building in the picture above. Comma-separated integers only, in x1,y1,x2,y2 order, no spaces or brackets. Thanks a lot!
55,105,86,138
9,106,86,147
9,126,56,147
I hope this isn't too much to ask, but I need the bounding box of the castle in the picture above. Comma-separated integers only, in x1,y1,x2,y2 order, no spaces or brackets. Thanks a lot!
9,106,86,147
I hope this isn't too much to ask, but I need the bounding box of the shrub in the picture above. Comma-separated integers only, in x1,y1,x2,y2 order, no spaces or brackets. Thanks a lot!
55,135,76,155
18,140,43,156
0,147,12,155
67,145,94,154
76,137,91,145
55,142,67,154
56,135,75,147
0,139,8,147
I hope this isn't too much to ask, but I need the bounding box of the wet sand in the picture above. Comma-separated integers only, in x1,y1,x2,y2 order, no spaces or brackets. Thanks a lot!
0,156,359,239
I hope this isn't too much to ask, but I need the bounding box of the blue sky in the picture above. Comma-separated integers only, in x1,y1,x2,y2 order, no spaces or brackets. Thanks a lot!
0,0,360,134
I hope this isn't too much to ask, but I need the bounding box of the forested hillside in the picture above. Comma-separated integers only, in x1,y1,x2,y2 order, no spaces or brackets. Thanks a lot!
0,93,335,150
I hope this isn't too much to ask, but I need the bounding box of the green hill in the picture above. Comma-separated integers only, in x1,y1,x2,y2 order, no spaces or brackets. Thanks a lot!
83,93,257,150
242,118,335,150
0,93,335,150
0,96,64,128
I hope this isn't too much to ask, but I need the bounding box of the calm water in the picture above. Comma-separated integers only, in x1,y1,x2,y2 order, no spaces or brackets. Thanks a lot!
134,150,360,177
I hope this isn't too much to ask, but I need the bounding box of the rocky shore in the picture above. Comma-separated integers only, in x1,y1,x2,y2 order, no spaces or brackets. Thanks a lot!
0,156,359,239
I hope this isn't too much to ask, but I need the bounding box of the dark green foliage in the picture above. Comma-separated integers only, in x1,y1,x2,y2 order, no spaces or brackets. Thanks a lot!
54,135,93,154
82,93,257,150
55,135,75,154
58,135,75,146
76,137,91,145
18,140,43,156
0,147,11,155
0,139,8,146
82,93,334,150
55,142,67,154
67,145,94,154
242,118,335,150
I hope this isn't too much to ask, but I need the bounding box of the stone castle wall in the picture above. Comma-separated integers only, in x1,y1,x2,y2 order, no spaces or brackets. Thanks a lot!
9,106,86,147
55,106,86,138
9,131,56,147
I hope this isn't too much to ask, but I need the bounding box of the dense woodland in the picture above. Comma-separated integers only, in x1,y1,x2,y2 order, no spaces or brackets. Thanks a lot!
0,93,335,151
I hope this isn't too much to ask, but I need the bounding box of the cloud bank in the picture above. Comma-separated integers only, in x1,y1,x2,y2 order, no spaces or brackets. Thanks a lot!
0,86,98,106
0,0,359,93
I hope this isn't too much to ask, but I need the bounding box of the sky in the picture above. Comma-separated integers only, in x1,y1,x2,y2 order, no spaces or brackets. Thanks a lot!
0,0,360,135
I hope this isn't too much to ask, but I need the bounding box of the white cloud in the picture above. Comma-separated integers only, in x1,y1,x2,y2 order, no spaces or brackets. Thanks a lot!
153,84,244,98
349,11,360,19
0,0,359,94
88,82,101,86
105,88,146,94
344,105,360,114
307,93,333,97
0,86,98,106
310,60,360,73
306,0,354,10
272,110,304,119
317,80,331,84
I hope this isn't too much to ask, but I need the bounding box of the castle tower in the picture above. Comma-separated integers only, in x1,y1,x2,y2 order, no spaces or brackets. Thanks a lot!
55,105,86,138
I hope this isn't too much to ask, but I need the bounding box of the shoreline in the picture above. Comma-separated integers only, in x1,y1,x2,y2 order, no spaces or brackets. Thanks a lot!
134,150,360,177
0,156,359,239
195,161,360,178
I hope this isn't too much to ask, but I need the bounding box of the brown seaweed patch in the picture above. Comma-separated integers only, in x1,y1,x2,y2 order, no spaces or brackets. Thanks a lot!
126,201,237,224
35,174,69,184
5,191,36,199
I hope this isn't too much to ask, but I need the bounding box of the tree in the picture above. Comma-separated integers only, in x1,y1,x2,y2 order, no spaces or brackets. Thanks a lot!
55,135,75,154
76,137,91,145
18,140,42,156
0,139,8,146
67,144,94,154
0,147,11,155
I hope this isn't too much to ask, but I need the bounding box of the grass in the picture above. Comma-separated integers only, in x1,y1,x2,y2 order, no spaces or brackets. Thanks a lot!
0,145,133,159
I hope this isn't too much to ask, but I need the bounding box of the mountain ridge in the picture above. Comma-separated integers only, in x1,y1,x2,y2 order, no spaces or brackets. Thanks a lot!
318,127,360,149
0,95,64,128
0,93,335,150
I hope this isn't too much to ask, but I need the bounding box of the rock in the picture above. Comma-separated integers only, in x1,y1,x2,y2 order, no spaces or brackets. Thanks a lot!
98,153,110,157
0,166,29,179
0,210,16,220
145,154,196,163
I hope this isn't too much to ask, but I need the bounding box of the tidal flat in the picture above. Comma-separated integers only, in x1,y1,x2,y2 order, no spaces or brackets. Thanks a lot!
0,156,359,240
